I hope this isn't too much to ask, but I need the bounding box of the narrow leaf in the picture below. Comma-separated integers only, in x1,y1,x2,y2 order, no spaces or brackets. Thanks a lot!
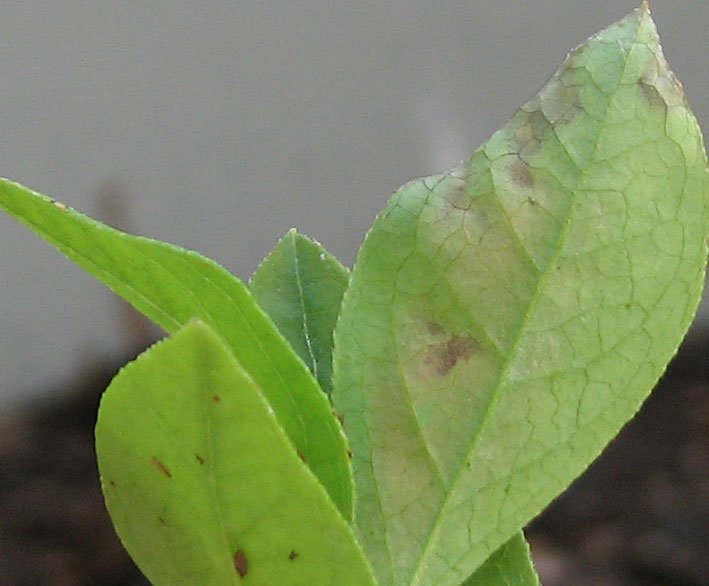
332,6,707,586
0,180,352,520
96,319,376,586
250,229,349,395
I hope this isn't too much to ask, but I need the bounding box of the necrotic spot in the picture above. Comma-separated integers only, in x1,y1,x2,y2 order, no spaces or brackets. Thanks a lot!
509,157,534,188
425,334,479,376
151,457,172,478
234,549,248,577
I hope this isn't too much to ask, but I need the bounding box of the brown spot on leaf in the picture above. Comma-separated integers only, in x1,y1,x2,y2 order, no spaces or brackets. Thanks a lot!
151,457,172,478
637,79,665,108
439,171,471,210
289,550,299,560
296,449,307,463
234,549,248,577
346,449,353,459
332,410,344,425
158,516,167,526
212,395,221,403
195,454,205,465
509,158,534,188
426,335,479,376
108,479,117,488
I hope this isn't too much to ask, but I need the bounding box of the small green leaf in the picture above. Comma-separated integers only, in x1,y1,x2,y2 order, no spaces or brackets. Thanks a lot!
96,319,376,586
250,229,349,396
0,180,352,520
332,6,707,586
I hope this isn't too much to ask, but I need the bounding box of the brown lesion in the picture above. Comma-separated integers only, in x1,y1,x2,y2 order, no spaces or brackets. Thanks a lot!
151,457,172,478
234,549,248,577
441,176,472,211
508,157,534,189
424,334,479,376
540,78,583,127
637,78,665,108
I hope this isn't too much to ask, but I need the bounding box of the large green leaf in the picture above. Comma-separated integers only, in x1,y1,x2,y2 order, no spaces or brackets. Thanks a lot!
250,229,349,396
332,6,707,586
250,232,539,584
96,319,375,586
0,180,352,520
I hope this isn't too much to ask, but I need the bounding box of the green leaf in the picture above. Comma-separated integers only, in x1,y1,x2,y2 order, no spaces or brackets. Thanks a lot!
250,231,540,583
332,6,707,586
250,229,349,396
96,319,376,586
0,180,352,520
461,534,539,586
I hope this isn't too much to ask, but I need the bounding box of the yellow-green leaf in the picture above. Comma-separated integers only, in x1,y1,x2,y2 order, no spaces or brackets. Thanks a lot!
97,320,375,586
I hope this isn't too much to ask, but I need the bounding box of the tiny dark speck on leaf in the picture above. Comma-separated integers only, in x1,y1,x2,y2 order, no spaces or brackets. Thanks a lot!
151,457,172,478
234,549,248,577
195,454,205,465
108,479,117,487
289,550,299,561
158,516,167,526
296,449,307,463
212,394,221,403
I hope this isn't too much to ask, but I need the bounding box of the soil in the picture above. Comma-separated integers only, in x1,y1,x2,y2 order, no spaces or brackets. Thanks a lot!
1,337,707,586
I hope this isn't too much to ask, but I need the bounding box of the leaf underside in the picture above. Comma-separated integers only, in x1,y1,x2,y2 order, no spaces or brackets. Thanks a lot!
332,6,708,586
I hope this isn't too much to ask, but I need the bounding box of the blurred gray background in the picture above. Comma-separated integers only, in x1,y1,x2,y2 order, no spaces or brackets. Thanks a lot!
1,1,708,406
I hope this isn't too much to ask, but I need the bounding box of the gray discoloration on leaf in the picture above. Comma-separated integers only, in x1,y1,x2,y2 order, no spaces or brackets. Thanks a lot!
508,157,535,189
637,79,666,108
540,78,582,126
427,322,445,336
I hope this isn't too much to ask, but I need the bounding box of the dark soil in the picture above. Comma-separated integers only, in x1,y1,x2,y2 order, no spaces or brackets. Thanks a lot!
1,337,707,586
